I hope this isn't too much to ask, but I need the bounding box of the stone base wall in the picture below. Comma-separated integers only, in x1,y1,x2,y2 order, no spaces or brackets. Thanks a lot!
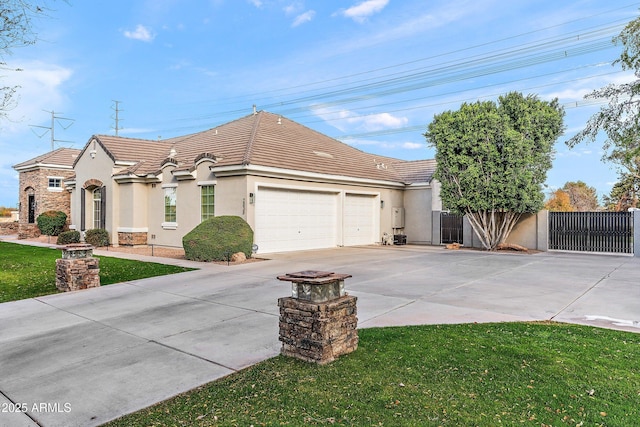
55,257,100,292
278,295,358,365
118,232,148,246
18,223,40,239
0,222,18,235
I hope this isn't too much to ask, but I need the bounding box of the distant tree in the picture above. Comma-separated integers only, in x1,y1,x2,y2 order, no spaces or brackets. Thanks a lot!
544,189,574,212
603,173,640,211
425,92,565,250
561,181,600,211
566,14,640,181
1,1,59,119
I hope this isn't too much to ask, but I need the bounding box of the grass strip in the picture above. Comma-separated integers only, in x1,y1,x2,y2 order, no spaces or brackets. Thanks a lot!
0,241,194,303
106,322,640,426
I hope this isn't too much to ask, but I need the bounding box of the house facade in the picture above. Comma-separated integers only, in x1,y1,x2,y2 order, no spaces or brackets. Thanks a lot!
12,148,80,239
16,111,441,253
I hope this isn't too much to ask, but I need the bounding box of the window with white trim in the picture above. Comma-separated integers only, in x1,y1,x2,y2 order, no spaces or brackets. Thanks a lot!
93,188,102,229
164,187,177,223
201,185,215,221
48,177,62,190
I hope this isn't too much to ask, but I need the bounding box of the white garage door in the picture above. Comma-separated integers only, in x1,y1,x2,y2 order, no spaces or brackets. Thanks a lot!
344,194,377,246
255,188,338,253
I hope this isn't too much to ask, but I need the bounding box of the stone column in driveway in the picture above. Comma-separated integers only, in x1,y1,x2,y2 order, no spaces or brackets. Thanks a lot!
277,270,358,365
55,244,100,292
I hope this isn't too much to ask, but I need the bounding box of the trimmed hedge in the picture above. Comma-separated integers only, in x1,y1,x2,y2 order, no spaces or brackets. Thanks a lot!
57,230,81,245
36,211,67,236
183,216,254,262
85,228,110,247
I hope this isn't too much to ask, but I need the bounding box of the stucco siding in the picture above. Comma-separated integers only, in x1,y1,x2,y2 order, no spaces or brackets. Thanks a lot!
403,187,433,244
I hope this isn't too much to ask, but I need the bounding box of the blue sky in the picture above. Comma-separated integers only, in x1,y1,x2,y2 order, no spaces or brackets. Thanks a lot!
1,0,639,208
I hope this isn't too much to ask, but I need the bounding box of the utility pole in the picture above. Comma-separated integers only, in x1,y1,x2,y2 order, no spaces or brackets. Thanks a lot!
111,100,123,136
30,110,75,151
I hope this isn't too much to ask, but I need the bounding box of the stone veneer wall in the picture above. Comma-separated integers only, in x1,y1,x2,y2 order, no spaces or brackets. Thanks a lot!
278,295,358,365
0,222,18,235
55,257,100,291
18,168,75,239
118,232,148,246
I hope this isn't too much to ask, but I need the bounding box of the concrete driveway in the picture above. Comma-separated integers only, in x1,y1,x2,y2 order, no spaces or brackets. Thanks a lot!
0,245,638,426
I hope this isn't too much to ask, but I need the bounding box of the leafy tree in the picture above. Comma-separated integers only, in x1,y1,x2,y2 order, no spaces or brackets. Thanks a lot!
566,15,640,179
561,181,600,211
603,172,640,211
544,189,574,212
1,1,59,118
425,92,564,250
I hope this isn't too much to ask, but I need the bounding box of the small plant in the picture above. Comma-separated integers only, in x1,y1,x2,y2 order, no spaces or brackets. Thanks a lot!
183,216,254,262
36,210,67,236
56,230,81,245
85,228,110,247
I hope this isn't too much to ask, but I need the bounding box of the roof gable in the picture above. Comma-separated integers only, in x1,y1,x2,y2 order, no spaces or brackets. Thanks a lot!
13,147,81,171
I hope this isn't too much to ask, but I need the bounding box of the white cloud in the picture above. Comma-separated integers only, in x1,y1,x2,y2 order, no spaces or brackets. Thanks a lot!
339,0,389,23
248,0,263,8
346,112,408,131
284,2,303,15
0,61,73,134
123,25,155,42
292,10,315,27
402,142,423,149
312,107,408,133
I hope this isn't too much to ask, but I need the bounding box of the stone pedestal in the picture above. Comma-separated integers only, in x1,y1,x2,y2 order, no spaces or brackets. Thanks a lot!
277,271,358,364
55,244,100,292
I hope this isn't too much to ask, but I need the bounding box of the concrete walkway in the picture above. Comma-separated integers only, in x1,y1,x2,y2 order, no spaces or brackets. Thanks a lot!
0,241,638,426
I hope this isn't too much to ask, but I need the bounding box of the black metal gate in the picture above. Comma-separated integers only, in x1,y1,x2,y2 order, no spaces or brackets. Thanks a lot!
549,211,633,254
441,212,464,244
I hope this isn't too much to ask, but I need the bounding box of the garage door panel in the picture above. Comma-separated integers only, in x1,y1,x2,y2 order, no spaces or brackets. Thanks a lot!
255,188,338,253
344,194,377,246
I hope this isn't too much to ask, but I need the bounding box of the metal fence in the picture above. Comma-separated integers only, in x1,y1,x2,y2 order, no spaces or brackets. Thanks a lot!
549,211,633,254
441,212,464,244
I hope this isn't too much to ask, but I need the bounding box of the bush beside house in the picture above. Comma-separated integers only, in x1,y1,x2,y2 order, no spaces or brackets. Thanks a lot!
36,211,67,236
85,229,110,247
183,216,254,262
56,230,81,245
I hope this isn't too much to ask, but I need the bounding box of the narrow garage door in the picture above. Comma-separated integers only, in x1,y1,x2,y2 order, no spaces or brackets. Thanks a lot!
255,188,338,253
343,193,377,246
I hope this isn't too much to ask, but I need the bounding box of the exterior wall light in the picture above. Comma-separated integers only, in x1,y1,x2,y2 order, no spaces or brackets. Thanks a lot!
249,192,255,204
380,200,385,209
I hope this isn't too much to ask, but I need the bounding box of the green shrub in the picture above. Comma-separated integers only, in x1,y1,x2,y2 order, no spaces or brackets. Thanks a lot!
85,228,110,247
183,216,254,262
36,210,67,236
57,230,81,245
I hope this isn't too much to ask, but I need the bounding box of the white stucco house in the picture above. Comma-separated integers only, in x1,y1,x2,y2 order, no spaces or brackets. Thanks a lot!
16,111,442,253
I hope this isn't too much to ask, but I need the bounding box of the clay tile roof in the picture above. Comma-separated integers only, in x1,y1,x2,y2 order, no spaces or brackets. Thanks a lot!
78,111,436,184
13,147,81,170
390,159,437,184
91,135,174,165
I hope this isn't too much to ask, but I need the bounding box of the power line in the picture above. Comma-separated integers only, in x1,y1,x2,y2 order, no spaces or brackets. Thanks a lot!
111,100,124,136
29,110,75,151
139,4,640,138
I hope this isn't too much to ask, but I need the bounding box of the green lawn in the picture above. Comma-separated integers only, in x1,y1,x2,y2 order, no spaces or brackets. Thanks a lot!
106,322,640,427
0,241,194,303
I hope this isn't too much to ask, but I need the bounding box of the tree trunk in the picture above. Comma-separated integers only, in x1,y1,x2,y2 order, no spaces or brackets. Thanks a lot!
465,210,522,250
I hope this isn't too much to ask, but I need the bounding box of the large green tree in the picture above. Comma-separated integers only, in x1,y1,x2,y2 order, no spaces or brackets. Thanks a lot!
425,92,565,250
566,14,640,177
561,180,600,211
603,172,640,211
